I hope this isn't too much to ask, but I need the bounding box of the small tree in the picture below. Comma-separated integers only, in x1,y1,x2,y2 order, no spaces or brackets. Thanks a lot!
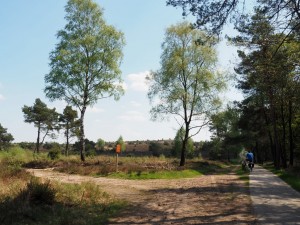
96,138,105,151
60,106,79,156
22,98,60,153
0,123,14,150
172,127,195,158
116,136,126,152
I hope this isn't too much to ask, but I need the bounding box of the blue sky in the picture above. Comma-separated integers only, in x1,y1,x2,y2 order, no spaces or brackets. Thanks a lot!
0,0,240,143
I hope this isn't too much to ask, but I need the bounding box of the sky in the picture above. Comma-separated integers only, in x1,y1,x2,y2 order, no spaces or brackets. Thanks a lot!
0,0,241,144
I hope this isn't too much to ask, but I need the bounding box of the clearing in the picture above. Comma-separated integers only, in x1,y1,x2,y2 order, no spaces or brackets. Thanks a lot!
28,168,256,224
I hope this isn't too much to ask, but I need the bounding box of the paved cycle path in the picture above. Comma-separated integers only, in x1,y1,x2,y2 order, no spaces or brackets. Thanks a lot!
250,165,300,224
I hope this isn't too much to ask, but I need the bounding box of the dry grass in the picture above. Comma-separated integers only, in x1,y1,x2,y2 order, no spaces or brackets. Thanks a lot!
0,148,126,225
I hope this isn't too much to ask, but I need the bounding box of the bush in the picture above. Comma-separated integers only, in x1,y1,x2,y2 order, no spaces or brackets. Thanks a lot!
18,142,35,150
149,142,164,157
17,179,56,205
47,146,61,160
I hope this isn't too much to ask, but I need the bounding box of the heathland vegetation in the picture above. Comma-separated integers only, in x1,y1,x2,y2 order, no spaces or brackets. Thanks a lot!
2,0,300,223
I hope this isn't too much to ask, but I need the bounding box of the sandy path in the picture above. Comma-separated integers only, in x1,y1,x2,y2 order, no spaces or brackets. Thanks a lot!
27,168,256,224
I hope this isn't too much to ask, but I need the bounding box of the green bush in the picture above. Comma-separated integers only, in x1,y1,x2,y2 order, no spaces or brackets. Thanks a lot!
18,179,56,205
47,145,61,160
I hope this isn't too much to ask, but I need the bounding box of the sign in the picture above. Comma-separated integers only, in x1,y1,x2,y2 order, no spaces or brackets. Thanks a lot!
116,144,121,153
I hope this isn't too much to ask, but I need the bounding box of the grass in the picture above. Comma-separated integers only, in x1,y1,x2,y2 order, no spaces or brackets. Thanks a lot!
109,169,203,179
235,166,250,185
51,156,230,179
263,163,300,192
0,146,253,223
0,147,126,225
0,179,126,225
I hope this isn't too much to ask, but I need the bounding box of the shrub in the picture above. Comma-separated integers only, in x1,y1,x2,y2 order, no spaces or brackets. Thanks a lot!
18,179,56,205
47,144,61,160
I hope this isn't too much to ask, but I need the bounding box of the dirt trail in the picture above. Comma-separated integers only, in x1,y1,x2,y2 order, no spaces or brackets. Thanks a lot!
27,168,256,224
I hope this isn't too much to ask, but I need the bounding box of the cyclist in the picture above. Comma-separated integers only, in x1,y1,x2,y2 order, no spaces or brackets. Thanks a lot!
246,150,254,171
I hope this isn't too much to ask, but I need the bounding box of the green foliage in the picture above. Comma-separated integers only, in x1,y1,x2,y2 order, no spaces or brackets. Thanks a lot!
166,0,242,35
149,142,165,157
116,135,126,152
19,179,56,205
47,147,61,160
18,142,35,150
172,127,195,158
110,169,202,180
148,21,226,166
22,98,60,153
209,105,243,161
96,138,105,151
0,177,125,225
0,146,34,166
73,138,96,156
0,123,14,150
205,139,223,160
60,105,79,156
264,164,300,192
232,9,300,168
45,0,126,161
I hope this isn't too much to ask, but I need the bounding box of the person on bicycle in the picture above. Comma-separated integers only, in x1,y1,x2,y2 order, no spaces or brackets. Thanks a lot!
246,150,254,171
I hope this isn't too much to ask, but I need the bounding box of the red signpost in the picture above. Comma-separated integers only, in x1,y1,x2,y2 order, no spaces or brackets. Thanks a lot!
116,144,121,153
116,144,121,172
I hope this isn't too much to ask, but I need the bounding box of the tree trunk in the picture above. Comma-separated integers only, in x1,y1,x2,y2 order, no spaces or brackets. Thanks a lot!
271,108,281,169
65,122,69,157
255,141,259,164
180,138,187,166
288,100,294,166
36,123,41,154
280,102,287,168
80,107,86,162
180,126,190,167
263,105,274,163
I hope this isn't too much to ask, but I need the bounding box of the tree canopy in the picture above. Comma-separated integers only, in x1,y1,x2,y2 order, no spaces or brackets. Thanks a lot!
0,123,14,150
148,22,226,166
232,9,300,168
45,0,125,161
167,0,300,40
60,105,79,156
22,98,60,153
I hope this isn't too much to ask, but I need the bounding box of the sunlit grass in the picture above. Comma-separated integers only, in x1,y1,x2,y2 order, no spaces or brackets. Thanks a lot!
264,163,300,192
235,167,250,186
109,169,203,179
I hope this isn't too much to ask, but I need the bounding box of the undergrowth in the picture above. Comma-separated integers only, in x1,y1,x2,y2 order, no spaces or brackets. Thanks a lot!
264,163,300,192
0,147,126,225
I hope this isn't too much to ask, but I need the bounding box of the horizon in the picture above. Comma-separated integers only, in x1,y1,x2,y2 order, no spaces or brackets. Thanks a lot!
0,0,241,144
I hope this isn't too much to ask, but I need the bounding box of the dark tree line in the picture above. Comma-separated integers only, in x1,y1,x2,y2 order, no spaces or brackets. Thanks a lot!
208,9,300,168
168,1,300,168
233,9,300,169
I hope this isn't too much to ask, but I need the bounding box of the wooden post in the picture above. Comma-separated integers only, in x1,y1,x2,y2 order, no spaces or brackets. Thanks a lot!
116,153,119,172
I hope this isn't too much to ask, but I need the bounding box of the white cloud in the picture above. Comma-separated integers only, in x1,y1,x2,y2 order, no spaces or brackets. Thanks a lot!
130,100,142,107
118,110,146,122
127,71,150,92
0,94,5,101
87,106,104,113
